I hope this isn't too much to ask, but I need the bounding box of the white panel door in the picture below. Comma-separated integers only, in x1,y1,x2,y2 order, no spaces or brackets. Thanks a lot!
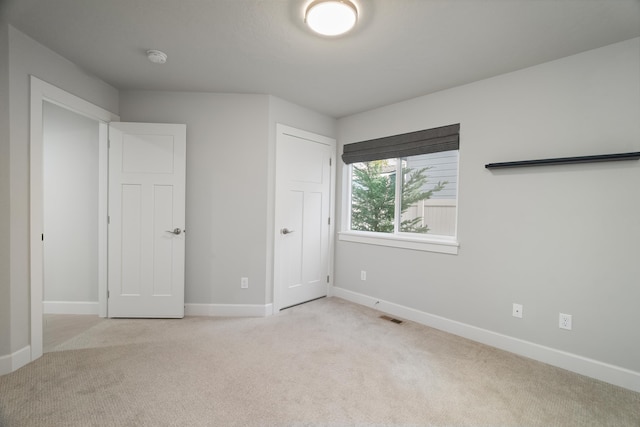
108,122,186,318
275,125,334,310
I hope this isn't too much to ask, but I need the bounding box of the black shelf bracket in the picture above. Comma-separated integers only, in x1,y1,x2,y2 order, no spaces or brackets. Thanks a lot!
485,151,640,169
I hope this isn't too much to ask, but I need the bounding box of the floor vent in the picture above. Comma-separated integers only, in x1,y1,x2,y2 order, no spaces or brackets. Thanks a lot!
380,315,403,324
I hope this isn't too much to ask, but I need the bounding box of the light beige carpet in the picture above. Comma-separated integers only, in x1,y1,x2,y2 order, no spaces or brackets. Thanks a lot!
44,314,105,353
0,297,638,426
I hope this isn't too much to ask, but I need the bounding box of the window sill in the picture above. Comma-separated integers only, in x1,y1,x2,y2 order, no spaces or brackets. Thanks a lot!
338,231,459,255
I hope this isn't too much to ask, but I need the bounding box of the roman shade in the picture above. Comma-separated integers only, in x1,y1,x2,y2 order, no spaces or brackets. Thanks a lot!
342,123,460,164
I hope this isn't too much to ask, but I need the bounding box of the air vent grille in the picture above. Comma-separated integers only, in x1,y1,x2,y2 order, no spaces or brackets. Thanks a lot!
380,315,403,324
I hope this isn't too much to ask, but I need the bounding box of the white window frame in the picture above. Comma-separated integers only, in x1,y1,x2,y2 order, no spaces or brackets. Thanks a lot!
339,153,460,255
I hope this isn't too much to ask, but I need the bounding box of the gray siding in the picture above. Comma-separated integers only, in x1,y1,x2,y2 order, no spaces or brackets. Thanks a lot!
405,150,458,199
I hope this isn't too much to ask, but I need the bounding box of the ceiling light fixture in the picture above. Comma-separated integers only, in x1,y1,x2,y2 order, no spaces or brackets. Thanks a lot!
146,49,168,64
305,0,358,36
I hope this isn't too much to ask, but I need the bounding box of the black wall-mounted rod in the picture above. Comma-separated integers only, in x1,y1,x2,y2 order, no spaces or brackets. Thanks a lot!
485,151,640,169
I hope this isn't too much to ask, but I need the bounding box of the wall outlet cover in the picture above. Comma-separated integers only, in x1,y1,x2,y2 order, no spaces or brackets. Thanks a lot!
512,303,523,318
559,313,572,330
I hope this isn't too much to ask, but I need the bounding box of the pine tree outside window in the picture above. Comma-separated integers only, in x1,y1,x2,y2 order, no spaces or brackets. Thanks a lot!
348,150,457,237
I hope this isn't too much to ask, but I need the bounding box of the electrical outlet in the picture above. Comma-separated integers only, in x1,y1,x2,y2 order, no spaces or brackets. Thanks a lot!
360,270,367,281
559,313,572,330
241,277,249,289
512,303,523,318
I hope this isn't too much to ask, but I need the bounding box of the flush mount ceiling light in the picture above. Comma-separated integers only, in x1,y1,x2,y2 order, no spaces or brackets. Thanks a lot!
146,49,168,64
305,0,358,36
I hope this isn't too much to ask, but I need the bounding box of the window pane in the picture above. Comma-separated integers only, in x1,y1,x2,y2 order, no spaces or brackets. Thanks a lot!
400,151,458,236
350,159,397,233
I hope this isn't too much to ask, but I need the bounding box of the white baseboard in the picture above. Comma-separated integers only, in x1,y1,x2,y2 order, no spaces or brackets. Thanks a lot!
332,287,640,393
43,301,99,315
185,303,273,317
0,345,31,376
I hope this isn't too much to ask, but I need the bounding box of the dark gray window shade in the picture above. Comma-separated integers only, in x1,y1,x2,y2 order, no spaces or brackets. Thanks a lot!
342,123,460,164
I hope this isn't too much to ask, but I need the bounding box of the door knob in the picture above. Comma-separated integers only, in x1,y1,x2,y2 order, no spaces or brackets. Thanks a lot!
281,228,295,235
166,228,182,235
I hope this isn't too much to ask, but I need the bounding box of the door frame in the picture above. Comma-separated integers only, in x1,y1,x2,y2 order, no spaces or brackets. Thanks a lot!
272,124,336,313
29,76,119,361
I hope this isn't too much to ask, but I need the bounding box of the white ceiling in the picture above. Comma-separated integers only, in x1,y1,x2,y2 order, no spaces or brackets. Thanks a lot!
3,0,639,118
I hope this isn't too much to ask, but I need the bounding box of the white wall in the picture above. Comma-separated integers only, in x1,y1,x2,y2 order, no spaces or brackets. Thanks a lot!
4,16,635,389
0,20,11,357
119,91,271,306
43,102,99,303
3,25,118,359
335,38,640,379
119,92,336,308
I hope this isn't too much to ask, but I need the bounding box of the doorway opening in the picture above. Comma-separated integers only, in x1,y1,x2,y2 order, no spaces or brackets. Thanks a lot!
41,101,100,352
30,76,119,361
43,102,99,314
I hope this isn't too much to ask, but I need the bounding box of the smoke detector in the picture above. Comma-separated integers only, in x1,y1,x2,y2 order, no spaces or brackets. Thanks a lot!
146,50,167,64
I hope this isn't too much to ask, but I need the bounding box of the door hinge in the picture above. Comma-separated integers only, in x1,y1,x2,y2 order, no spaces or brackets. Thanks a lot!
41,233,44,241
326,275,330,283
107,215,110,224
107,290,110,298
329,158,332,166
108,139,111,149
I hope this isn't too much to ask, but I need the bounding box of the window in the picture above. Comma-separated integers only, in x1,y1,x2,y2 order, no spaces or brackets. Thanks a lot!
340,124,459,254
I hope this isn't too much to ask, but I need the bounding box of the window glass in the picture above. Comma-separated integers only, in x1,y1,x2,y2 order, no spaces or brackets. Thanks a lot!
400,150,458,236
349,151,457,237
350,158,397,233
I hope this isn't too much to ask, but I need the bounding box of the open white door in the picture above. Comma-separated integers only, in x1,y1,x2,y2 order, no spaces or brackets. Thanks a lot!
274,125,335,311
108,122,186,318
